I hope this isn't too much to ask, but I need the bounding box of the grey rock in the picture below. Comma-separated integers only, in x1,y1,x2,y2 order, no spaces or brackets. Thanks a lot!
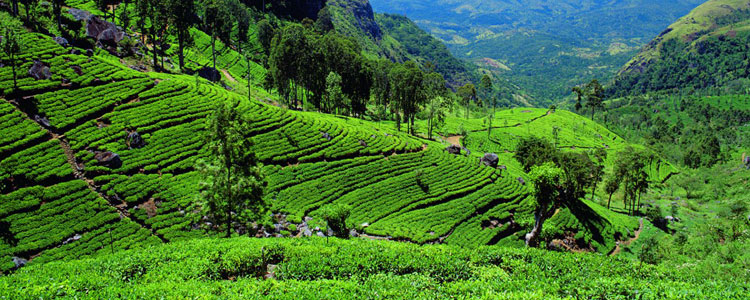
86,16,124,44
316,231,326,237
446,144,461,155
359,140,368,147
34,115,51,128
12,257,27,270
28,61,51,80
63,234,82,245
53,36,69,47
480,153,499,168
303,229,312,237
126,131,145,149
68,8,91,21
94,151,122,169
304,216,313,223
321,132,332,141
517,177,526,185
349,229,359,238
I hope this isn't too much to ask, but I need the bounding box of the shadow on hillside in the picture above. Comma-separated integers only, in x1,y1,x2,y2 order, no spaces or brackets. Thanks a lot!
566,201,606,247
0,221,18,247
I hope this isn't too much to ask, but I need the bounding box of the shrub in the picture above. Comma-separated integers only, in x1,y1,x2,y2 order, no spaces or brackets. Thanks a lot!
319,203,351,238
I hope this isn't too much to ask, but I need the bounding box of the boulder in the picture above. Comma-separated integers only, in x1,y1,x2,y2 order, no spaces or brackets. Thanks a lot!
349,229,359,238
62,234,82,245
463,147,471,156
517,177,526,185
28,61,51,80
85,49,94,57
70,49,81,55
70,65,83,76
316,231,326,238
303,229,312,237
321,132,332,141
12,257,27,270
126,131,145,149
94,151,122,169
34,115,51,128
446,144,461,155
197,67,220,82
86,16,124,45
53,36,69,47
480,153,499,168
68,8,91,21
359,140,368,147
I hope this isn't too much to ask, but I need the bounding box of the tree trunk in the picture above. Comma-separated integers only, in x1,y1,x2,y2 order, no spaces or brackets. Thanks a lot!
525,211,546,247
607,193,613,210
225,144,233,238
525,206,556,247
12,0,18,17
11,64,17,91
211,35,217,73
178,33,185,70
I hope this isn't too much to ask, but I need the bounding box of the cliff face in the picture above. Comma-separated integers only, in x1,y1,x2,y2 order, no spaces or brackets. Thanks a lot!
328,0,382,40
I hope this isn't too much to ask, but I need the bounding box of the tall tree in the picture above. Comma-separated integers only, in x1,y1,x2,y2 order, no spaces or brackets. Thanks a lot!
10,0,19,17
604,175,619,210
256,19,275,55
515,137,597,247
204,0,231,73
1,27,21,92
389,61,424,135
197,100,268,238
52,0,65,33
572,86,584,112
20,0,38,23
166,0,196,70
479,75,496,136
612,148,649,215
324,72,346,115
458,83,476,119
585,79,604,119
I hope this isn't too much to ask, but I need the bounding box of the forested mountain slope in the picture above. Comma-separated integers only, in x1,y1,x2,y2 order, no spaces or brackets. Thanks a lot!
611,0,750,97
369,0,705,105
326,0,478,90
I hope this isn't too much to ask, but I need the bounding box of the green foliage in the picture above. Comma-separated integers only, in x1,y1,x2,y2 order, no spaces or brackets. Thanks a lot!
197,100,267,237
319,203,351,238
2,237,747,299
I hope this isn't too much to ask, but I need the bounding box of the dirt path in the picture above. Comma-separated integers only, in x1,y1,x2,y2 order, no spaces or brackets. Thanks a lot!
445,135,463,146
610,218,644,256
221,69,237,83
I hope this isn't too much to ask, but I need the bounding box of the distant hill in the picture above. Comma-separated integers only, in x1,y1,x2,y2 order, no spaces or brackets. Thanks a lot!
369,0,705,105
612,0,750,96
326,0,477,89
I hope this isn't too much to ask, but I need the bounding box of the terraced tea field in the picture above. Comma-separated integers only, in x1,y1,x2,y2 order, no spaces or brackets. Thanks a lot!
0,28,641,273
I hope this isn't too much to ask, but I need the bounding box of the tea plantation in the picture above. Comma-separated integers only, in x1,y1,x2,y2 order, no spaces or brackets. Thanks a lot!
0,237,746,299
0,18,667,275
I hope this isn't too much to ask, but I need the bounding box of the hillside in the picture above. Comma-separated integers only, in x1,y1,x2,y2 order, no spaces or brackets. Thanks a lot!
0,0,696,273
0,3,665,273
326,0,478,90
2,237,747,299
612,0,750,96
369,0,705,105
